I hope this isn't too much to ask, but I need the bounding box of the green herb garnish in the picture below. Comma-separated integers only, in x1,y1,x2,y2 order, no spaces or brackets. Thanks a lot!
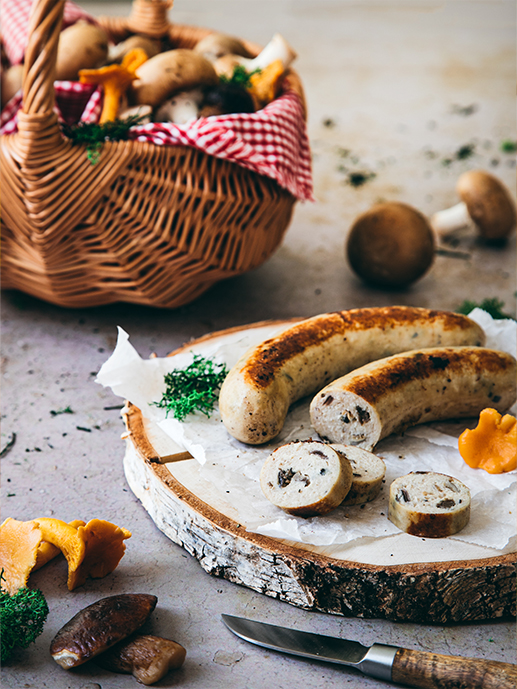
0,572,49,663
61,115,145,164
220,64,261,89
456,297,515,320
153,354,228,421
50,406,74,416
500,140,517,154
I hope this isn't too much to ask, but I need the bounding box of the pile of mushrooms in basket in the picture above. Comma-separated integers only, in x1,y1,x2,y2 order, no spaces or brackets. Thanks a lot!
51,19,297,124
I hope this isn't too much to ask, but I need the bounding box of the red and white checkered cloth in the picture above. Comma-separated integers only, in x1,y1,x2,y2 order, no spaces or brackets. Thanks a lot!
0,0,313,201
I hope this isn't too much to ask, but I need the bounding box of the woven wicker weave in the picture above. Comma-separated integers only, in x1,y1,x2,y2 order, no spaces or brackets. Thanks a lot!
0,0,306,308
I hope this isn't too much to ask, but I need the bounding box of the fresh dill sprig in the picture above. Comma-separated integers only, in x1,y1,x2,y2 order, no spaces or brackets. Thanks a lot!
219,64,261,89
61,115,145,164
456,297,515,320
153,354,228,421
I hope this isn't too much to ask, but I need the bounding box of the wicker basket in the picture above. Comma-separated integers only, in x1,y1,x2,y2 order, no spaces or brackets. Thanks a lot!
0,0,306,308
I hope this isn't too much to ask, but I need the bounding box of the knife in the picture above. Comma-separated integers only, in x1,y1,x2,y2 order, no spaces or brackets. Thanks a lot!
221,614,517,689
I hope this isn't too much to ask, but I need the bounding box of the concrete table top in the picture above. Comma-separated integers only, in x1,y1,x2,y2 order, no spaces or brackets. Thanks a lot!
1,1,515,687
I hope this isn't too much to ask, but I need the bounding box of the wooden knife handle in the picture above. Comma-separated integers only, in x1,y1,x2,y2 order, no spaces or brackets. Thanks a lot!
391,648,517,689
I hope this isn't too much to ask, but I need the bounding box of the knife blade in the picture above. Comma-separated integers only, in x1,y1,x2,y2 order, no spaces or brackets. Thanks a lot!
221,614,517,689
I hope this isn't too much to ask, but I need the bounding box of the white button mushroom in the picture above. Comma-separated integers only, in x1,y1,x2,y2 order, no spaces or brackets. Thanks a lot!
430,169,516,242
154,88,204,124
346,202,435,288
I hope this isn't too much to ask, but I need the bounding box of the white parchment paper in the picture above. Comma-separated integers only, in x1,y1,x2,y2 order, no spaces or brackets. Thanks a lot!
96,310,517,550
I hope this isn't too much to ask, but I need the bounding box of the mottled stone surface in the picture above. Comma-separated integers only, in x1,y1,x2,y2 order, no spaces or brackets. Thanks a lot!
1,1,515,687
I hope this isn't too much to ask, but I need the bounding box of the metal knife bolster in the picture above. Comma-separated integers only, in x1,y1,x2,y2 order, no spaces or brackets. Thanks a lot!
357,643,400,681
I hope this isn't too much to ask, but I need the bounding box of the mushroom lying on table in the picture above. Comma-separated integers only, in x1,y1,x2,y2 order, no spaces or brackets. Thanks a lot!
95,634,186,685
346,202,436,288
430,169,516,242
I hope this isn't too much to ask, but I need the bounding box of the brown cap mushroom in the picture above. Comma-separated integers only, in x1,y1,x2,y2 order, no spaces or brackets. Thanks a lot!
50,594,157,668
96,634,186,685
346,201,435,288
55,21,109,81
431,170,516,242
1,64,23,108
108,35,161,64
194,31,254,63
131,49,218,107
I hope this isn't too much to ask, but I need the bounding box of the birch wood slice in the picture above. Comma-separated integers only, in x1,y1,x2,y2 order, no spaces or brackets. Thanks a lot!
121,321,516,624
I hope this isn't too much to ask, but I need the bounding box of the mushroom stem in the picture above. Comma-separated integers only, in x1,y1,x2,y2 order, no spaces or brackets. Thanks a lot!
249,33,297,71
430,201,472,235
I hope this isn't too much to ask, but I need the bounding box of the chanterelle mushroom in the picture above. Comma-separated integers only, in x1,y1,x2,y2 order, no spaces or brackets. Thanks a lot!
346,201,435,287
430,169,516,241
79,48,148,123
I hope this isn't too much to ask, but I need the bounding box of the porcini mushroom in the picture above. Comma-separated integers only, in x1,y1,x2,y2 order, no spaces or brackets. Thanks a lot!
50,594,157,669
430,169,516,242
131,49,218,108
346,201,435,288
79,48,148,123
96,634,186,685
55,20,109,81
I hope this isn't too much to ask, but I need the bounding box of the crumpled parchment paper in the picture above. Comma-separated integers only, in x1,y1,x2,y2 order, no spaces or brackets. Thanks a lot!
96,309,516,551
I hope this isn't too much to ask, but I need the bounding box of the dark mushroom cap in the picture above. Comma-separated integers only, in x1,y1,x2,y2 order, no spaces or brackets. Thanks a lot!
456,169,516,241
346,202,435,288
199,82,255,117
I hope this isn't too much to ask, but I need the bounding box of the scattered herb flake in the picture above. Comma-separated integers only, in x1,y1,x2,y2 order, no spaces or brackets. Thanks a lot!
50,406,74,416
500,140,517,154
456,298,515,321
441,142,476,166
152,354,228,421
456,143,476,160
346,171,376,187
450,103,478,117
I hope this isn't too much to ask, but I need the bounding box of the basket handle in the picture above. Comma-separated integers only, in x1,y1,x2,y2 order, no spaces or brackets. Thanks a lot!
21,0,64,118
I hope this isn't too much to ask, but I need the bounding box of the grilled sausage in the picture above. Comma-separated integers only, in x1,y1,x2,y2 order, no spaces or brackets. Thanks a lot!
310,347,516,450
218,307,485,445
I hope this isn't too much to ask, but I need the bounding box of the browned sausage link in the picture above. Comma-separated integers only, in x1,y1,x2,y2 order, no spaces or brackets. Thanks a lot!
219,307,486,445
